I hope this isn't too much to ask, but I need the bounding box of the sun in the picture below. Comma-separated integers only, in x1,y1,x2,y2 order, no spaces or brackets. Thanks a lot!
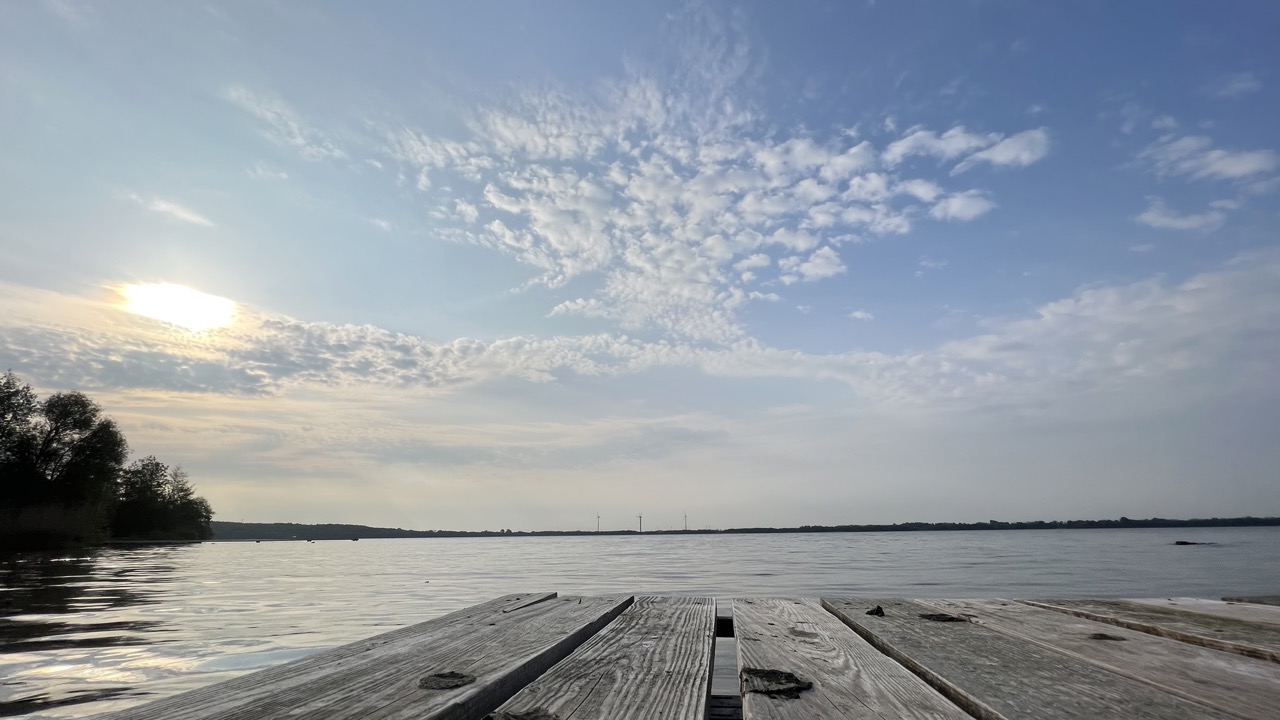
120,283,236,332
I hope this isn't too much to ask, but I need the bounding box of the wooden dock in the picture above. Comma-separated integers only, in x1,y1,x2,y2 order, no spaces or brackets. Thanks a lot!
104,594,1280,720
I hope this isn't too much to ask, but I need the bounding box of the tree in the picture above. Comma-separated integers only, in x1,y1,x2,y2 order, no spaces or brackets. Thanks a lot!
112,458,215,540
0,372,37,467
1,372,213,547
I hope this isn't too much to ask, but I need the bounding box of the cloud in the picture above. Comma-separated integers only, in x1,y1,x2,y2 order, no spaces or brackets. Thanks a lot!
1210,72,1262,98
929,190,995,221
366,21,1045,344
952,128,1049,174
779,246,846,284
1138,135,1278,181
882,126,999,167
127,193,215,227
247,162,288,181
454,200,479,224
225,86,346,160
5,249,1280,415
370,218,393,232
1134,197,1225,232
848,310,874,321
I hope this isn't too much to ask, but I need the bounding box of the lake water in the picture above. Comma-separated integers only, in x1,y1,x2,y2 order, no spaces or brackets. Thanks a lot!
2,527,1278,718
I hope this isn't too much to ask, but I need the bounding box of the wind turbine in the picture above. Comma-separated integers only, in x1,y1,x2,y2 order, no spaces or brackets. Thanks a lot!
637,514,643,533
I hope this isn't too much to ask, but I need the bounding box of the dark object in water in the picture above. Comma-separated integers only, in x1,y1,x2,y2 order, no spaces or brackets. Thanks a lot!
866,605,885,616
1175,540,1206,545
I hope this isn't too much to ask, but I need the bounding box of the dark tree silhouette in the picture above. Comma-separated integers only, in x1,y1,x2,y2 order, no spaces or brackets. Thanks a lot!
1,371,214,548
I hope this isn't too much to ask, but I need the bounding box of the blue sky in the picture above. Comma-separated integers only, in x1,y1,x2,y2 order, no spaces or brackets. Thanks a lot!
2,1,1277,530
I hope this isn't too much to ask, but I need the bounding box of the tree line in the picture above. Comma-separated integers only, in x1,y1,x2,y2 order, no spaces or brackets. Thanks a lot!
1,372,213,550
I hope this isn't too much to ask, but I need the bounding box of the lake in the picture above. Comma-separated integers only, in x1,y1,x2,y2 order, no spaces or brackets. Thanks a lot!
2,527,1277,718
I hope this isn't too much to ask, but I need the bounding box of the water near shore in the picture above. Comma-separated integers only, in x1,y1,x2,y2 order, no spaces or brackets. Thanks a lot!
2,527,1277,718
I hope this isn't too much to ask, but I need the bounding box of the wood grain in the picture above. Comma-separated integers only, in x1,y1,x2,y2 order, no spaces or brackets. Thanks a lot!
104,593,632,720
823,598,1238,720
487,595,715,720
734,598,967,720
1022,599,1280,663
1123,597,1280,627
921,598,1280,720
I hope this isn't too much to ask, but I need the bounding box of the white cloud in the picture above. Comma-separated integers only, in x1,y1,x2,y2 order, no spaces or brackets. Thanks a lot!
779,246,846,284
952,128,1049,174
1138,135,1278,181
225,86,346,160
929,190,996,222
4,249,1279,415
247,162,288,181
455,200,479,223
373,34,1042,343
127,193,214,227
848,310,874,321
1134,197,1225,232
1151,115,1178,130
882,126,999,167
734,253,771,271
1210,72,1262,98
370,218,393,232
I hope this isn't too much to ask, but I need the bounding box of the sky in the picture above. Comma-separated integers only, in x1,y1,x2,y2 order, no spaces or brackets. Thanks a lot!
1,0,1278,531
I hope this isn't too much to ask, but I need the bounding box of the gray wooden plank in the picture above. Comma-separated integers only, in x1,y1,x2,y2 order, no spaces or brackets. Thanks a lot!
823,598,1239,720
105,593,632,720
487,596,715,720
922,598,1280,720
1224,595,1280,607
734,598,968,720
1124,597,1280,627
1023,599,1280,664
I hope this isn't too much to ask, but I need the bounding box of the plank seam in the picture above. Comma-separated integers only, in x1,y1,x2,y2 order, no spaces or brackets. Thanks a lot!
819,600,1008,720
1018,600,1280,664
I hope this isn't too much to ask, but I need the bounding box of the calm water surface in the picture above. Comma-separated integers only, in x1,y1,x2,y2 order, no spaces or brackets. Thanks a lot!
2,527,1277,718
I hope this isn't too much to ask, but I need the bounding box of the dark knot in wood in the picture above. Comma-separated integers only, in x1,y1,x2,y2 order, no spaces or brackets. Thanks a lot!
918,613,966,622
418,671,476,689
866,605,885,616
1089,632,1128,641
741,667,814,699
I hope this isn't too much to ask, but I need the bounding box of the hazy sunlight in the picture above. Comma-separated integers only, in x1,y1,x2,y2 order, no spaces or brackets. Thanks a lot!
121,283,236,331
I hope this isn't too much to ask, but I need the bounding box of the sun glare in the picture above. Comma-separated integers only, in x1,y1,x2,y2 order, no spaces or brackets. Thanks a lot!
121,283,236,332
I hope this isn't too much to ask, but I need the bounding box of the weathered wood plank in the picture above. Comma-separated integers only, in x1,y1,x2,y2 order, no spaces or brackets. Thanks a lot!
487,596,715,720
105,593,632,720
1124,597,1280,627
734,598,967,720
921,598,1280,720
823,598,1238,720
1022,599,1280,663
1224,595,1280,607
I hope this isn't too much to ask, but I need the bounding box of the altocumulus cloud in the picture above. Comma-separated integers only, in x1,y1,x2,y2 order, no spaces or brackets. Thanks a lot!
3,249,1279,414
371,29,1051,345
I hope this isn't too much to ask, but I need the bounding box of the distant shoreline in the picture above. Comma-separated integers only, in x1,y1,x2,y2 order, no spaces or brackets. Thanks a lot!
208,516,1280,542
